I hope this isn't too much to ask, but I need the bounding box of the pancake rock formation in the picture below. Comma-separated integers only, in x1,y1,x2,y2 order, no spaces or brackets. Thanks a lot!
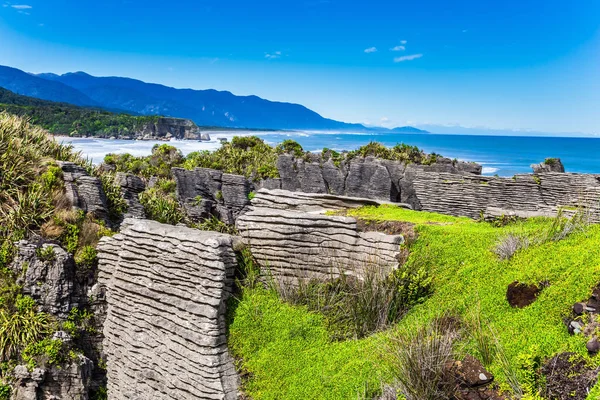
236,190,404,282
97,219,240,400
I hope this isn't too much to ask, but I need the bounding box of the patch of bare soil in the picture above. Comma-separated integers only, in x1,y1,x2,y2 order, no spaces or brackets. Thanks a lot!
542,352,599,400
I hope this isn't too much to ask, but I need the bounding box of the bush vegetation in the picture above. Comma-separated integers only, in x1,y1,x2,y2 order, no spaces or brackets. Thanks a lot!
0,87,159,138
102,137,442,183
228,204,600,399
138,178,184,225
0,112,109,383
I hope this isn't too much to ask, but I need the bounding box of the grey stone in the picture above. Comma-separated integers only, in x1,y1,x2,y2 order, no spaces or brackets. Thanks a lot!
531,158,565,173
345,157,393,200
236,205,404,282
139,117,203,140
97,219,240,400
58,162,109,224
115,172,146,219
10,241,77,320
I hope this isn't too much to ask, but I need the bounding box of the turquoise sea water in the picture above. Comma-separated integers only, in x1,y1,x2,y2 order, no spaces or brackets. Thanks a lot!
61,132,600,177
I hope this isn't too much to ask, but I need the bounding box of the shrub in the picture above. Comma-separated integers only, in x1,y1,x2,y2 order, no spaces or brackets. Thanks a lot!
183,136,279,180
99,173,128,221
494,233,530,260
275,140,304,157
74,245,97,270
35,245,56,262
0,383,10,400
21,338,64,369
195,216,237,235
139,184,184,225
385,316,459,400
0,295,53,361
275,262,432,340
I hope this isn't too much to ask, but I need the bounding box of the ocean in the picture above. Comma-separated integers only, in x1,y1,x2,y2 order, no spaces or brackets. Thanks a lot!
59,131,600,177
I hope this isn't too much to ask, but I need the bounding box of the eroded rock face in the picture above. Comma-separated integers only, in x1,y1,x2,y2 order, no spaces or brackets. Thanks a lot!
58,162,109,224
236,206,404,282
531,158,565,174
115,172,146,219
250,188,401,213
10,241,77,320
97,219,240,400
412,172,600,222
172,167,253,224
139,117,205,140
11,356,93,400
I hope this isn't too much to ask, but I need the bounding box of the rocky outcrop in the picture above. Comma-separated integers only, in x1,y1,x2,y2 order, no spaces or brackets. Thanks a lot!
11,356,93,400
412,172,600,222
97,219,240,400
531,158,565,173
251,188,406,213
58,162,109,224
173,167,253,224
275,154,481,206
115,172,146,219
10,241,77,320
236,204,404,282
139,117,209,141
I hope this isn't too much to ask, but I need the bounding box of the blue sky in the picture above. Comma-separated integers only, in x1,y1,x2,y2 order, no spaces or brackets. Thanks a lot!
0,0,599,134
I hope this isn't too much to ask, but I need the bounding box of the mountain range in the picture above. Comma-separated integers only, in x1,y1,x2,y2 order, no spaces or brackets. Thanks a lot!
0,65,427,133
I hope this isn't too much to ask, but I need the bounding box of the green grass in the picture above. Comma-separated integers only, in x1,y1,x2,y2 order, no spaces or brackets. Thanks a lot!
228,204,600,399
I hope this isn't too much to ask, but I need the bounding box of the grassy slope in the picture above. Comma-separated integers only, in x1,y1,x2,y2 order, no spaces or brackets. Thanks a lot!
228,205,600,399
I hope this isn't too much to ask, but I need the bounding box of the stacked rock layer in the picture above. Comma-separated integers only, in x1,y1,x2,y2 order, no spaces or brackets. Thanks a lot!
97,219,239,400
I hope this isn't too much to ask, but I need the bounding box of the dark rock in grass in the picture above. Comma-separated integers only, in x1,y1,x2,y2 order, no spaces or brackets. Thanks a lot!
448,354,494,388
587,338,600,355
573,302,586,315
506,281,541,308
542,352,599,400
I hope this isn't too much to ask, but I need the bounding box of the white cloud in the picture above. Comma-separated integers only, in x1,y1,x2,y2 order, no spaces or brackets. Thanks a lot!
400,40,407,45
364,47,377,53
380,117,390,122
394,53,423,62
390,45,405,51
11,4,32,9
265,51,282,59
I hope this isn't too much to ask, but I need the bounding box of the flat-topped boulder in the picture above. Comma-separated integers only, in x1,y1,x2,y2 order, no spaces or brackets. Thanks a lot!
97,219,239,400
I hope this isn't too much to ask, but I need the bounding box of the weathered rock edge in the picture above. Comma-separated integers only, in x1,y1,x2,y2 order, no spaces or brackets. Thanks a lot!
236,196,404,282
97,219,239,400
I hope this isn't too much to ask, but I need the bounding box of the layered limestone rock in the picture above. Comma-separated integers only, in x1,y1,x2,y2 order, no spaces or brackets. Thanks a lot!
97,219,240,400
58,162,109,224
412,172,600,222
236,205,404,281
11,353,94,400
251,188,407,213
115,172,146,219
139,117,208,141
173,167,253,224
10,241,77,320
274,154,481,207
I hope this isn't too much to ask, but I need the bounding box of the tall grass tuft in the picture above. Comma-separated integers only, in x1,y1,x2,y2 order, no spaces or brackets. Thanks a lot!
385,316,459,400
274,260,432,340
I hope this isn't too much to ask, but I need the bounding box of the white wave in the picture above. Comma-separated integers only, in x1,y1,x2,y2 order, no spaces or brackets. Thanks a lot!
482,167,499,174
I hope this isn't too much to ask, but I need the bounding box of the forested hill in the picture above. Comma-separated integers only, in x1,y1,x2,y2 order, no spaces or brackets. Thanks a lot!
0,87,160,138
